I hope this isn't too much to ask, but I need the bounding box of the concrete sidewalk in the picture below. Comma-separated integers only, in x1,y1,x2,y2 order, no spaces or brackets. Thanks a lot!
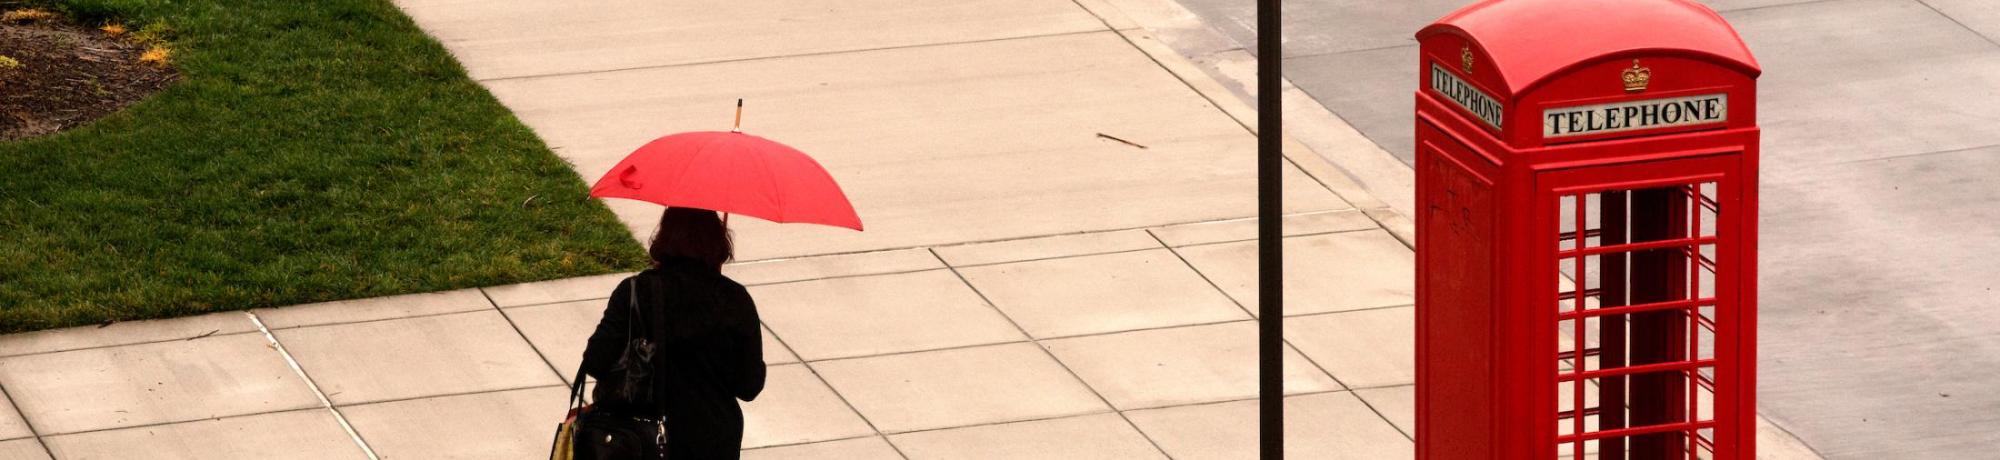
0,1,1813,459
0,0,1410,458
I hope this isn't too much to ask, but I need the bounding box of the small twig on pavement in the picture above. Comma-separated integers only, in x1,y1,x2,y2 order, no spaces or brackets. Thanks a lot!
186,329,219,341
1095,133,1148,149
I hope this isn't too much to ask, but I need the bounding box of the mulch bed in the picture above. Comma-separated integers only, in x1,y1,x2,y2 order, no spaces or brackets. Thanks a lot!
1,16,177,140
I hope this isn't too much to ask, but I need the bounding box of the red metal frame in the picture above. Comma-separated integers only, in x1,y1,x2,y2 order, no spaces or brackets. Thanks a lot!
1414,1,1760,458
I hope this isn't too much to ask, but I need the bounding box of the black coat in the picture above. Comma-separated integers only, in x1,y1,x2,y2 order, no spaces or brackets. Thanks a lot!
582,258,767,458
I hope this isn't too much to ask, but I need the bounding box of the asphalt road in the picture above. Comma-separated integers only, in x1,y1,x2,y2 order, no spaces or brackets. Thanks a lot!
1166,0,2000,457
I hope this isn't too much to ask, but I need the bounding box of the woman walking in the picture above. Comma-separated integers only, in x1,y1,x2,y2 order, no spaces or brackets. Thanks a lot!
580,207,767,459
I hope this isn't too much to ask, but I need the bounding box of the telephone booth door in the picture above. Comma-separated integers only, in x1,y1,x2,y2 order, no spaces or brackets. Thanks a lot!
1538,153,1748,459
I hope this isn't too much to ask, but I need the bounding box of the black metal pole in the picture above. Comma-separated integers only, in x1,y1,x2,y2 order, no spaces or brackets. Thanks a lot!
1257,0,1283,458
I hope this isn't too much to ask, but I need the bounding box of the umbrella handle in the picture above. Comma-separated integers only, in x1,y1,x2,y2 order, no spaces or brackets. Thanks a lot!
732,99,743,133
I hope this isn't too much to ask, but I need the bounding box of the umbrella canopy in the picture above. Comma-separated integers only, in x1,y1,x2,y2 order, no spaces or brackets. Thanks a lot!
590,131,863,231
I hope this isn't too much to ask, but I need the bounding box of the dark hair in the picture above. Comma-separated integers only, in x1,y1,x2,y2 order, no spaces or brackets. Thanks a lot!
649,207,733,269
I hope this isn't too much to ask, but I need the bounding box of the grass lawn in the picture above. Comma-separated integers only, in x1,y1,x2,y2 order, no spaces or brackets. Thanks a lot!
0,0,648,332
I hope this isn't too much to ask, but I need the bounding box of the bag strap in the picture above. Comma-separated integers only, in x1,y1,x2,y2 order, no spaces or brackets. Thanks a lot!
566,275,644,412
628,274,659,405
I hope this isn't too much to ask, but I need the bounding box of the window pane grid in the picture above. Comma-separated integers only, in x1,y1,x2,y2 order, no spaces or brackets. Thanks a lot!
1554,182,1723,458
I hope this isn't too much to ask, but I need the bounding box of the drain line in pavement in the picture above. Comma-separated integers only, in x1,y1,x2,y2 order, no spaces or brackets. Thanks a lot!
246,312,382,460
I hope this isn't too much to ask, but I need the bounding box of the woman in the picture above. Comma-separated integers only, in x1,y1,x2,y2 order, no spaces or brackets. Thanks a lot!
581,207,766,458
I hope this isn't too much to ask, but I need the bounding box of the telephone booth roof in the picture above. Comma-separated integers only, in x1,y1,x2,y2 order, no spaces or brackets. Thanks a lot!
1418,0,1761,96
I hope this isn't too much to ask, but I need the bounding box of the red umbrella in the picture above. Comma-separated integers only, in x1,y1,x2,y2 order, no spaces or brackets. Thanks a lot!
589,102,862,231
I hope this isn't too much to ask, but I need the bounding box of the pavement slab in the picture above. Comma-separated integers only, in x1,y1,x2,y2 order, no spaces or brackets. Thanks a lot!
1285,307,1415,389
741,364,876,449
505,299,800,382
1727,0,2000,169
0,439,48,460
0,386,30,440
1042,321,1341,410
958,249,1248,339
272,310,559,405
1753,146,2000,458
0,333,319,435
251,288,492,330
741,436,902,460
1177,230,1414,317
339,386,565,459
481,31,1348,260
0,312,256,358
40,409,361,460
393,0,1108,80
1124,391,1413,459
751,270,1023,361
811,343,1107,433
935,230,1162,268
887,412,1166,459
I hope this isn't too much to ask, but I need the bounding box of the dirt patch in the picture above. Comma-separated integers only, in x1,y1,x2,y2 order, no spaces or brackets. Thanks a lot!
1,13,177,140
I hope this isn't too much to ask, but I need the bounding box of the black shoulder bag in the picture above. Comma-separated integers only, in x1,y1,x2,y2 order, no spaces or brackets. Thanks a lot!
554,276,668,459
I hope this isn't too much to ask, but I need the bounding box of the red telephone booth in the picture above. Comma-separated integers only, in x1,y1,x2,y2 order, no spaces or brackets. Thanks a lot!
1413,0,1760,458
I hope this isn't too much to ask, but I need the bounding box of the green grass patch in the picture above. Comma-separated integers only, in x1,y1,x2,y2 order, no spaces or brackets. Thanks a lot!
0,0,648,331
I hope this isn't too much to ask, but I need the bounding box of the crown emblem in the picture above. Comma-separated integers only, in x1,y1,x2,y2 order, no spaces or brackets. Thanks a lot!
1461,46,1475,74
1622,60,1651,92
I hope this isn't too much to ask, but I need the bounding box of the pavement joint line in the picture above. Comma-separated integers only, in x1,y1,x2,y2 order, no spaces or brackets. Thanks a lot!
259,306,495,333
244,312,380,460
792,387,1375,448
1757,409,1834,460
752,311,910,460
331,383,567,410
261,308,493,335
1350,385,1417,441
1281,42,1418,62
1119,387,1353,415
925,247,1175,458
0,329,267,360
486,210,1370,309
0,380,55,459
1104,28,1253,135
1912,0,1992,47
1157,226,1379,250
1147,228,1420,438
944,246,1165,270
874,408,1119,436
482,288,573,385
739,432,882,453
1720,0,1850,14
738,268,952,289
723,207,1355,267
494,296,613,311
1101,26,1401,239
799,337,1033,365
1822,141,2000,167
30,406,324,438
29,406,338,443
790,304,1414,367
474,28,1113,84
